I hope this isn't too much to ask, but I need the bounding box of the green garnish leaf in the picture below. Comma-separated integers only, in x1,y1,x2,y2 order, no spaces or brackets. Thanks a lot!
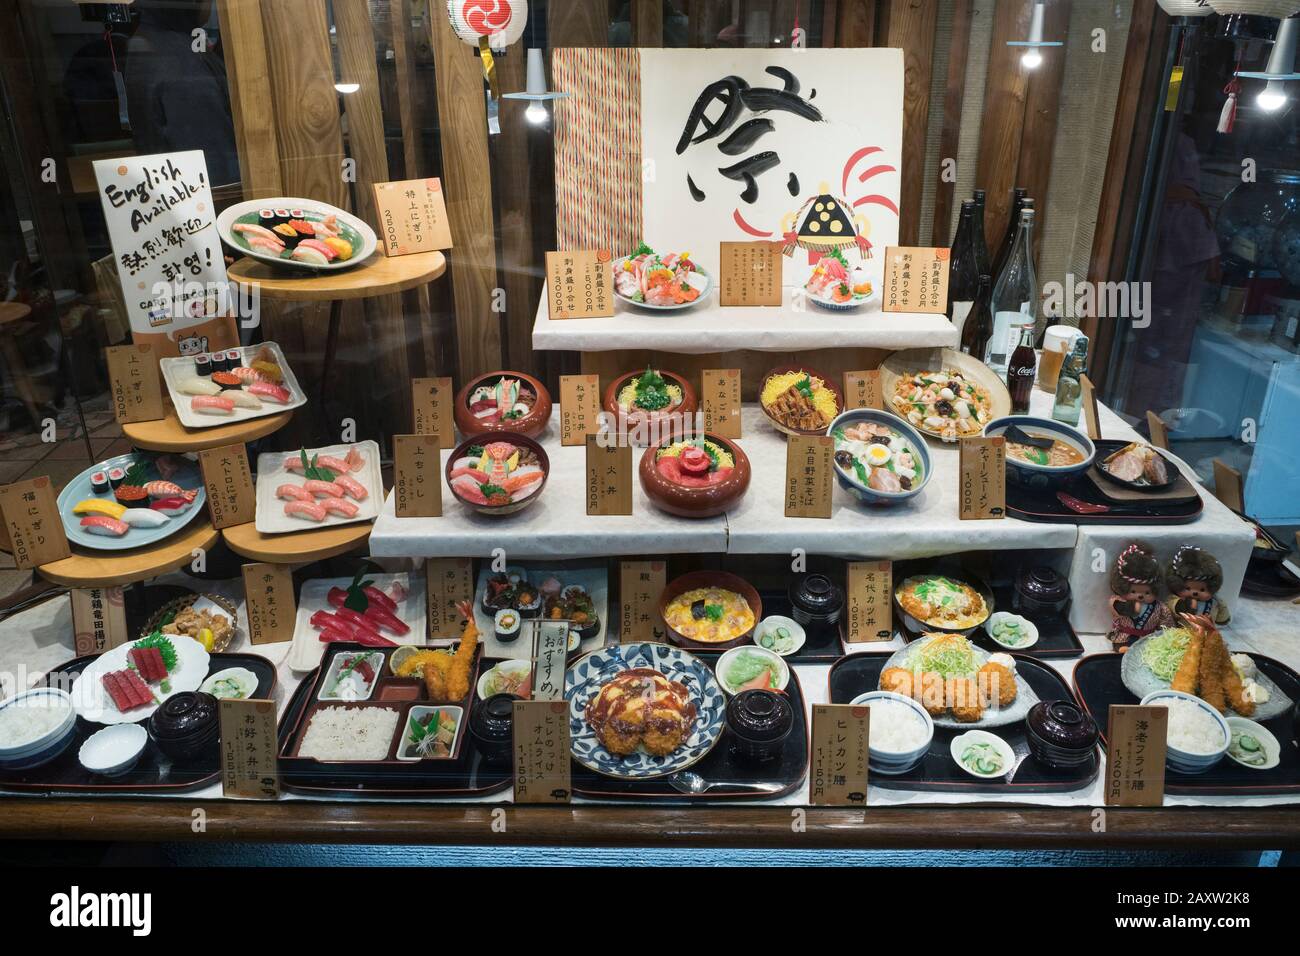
480,483,507,497
704,604,725,622
133,632,177,672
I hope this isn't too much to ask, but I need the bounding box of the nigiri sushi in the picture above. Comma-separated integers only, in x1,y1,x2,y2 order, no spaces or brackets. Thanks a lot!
192,395,235,416
175,377,223,397
246,235,288,255
290,245,330,266
246,382,291,405
302,479,344,498
332,474,368,501
276,483,315,502
150,496,194,517
297,238,337,261
317,497,358,518
80,515,129,537
284,500,327,522
283,447,362,474
233,222,285,247
72,498,126,519
225,390,263,410
118,509,171,529
144,480,184,499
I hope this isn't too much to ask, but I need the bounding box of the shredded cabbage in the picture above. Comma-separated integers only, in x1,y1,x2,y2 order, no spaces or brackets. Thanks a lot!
912,635,977,678
1141,627,1191,682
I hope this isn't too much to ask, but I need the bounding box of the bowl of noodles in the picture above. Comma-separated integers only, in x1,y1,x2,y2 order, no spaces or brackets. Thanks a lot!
759,365,843,437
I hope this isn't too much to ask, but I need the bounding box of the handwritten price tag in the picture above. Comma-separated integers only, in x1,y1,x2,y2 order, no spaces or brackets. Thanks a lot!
784,435,834,518
619,560,667,643
71,587,129,655
810,704,870,807
560,374,601,446
1104,705,1167,807
105,344,164,423
241,562,296,645
513,700,571,804
199,444,255,530
842,369,882,411
546,250,614,320
701,368,742,438
846,561,892,643
0,477,71,569
411,377,454,441
426,557,473,639
219,699,281,799
586,436,632,516
373,178,453,256
958,436,1005,520
882,246,950,314
393,434,442,518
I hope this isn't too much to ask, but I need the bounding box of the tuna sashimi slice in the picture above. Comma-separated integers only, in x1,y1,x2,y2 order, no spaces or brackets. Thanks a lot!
122,669,152,707
101,671,131,711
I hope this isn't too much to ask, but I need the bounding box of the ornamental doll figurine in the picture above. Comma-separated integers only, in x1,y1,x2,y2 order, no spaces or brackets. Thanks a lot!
1165,545,1230,625
1107,542,1176,653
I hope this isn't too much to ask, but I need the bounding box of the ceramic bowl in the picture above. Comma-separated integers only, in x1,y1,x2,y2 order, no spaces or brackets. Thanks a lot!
985,611,1040,650
1095,441,1179,493
758,364,843,437
603,369,698,444
1025,699,1098,769
611,255,713,311
878,347,1012,443
715,645,790,695
445,432,549,517
752,615,807,656
0,688,77,770
983,415,1096,489
78,723,148,777
827,408,932,506
1140,689,1230,774
950,729,1015,779
893,569,994,637
638,433,750,518
454,371,553,439
848,691,934,775
1224,716,1281,771
476,659,533,701
148,691,221,763
658,571,762,651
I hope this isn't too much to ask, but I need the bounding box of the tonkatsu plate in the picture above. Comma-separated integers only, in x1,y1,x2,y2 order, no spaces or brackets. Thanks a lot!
160,341,306,429
217,197,377,272
57,452,206,552
255,441,382,534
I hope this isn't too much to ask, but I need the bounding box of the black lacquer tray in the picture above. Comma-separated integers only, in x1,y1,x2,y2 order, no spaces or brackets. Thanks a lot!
827,653,1099,793
0,652,276,794
964,585,1084,660
277,643,511,798
1072,652,1300,796
571,653,809,801
758,590,846,663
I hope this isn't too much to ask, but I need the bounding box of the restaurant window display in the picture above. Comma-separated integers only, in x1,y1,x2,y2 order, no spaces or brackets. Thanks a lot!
0,0,1295,881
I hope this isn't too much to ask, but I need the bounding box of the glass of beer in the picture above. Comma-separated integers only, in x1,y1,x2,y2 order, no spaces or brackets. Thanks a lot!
1037,325,1078,393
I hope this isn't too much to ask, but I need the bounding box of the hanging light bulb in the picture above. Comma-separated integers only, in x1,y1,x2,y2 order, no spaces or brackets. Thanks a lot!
1008,2,1061,70
502,48,569,126
1235,16,1299,114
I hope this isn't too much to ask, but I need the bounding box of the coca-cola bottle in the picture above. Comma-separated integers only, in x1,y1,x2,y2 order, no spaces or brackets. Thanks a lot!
1008,325,1037,414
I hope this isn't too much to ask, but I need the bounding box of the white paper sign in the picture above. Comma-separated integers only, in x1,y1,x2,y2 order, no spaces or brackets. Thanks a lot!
640,49,904,292
94,150,230,338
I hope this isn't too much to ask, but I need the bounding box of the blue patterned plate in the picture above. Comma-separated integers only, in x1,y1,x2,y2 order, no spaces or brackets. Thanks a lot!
566,642,726,779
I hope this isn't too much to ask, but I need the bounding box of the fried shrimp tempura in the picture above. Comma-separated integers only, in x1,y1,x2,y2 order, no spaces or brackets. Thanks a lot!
443,599,479,703
1171,630,1202,695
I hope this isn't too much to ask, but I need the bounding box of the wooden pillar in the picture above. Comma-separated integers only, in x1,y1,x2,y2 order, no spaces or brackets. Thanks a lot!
931,0,974,247
879,0,939,247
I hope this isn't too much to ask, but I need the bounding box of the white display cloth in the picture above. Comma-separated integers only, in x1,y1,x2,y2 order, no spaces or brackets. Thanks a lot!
531,283,960,354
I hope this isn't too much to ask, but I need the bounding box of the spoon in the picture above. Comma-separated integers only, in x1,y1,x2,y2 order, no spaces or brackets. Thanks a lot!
666,770,784,795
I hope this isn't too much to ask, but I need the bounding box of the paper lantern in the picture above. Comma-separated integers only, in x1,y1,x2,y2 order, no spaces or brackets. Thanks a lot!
1157,0,1214,14
1209,1,1300,17
447,0,527,52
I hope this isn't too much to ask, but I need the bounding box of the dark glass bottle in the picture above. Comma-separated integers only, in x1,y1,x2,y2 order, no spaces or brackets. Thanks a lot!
1008,325,1037,414
971,189,991,281
991,189,1029,284
960,274,993,359
946,200,981,337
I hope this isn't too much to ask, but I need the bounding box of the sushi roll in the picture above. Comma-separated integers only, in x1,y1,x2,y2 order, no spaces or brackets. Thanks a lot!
107,466,126,490
515,586,541,619
495,609,521,644
90,471,110,495
80,515,129,537
194,353,212,377
225,349,242,372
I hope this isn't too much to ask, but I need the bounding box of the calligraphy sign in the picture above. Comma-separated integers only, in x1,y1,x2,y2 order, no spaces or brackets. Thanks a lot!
546,250,614,320
784,435,834,518
701,368,742,438
411,377,454,441
560,374,601,446
105,344,164,423
199,444,255,530
531,620,571,702
426,557,473,639
958,436,1005,521
586,436,633,516
846,561,892,643
842,369,882,411
219,699,281,799
393,434,442,518
719,241,782,306
1080,373,1102,442
810,704,870,807
882,246,950,314
1104,705,1167,808
513,700,571,804
373,178,453,256
0,477,71,569
619,560,667,643
93,150,230,340
241,562,296,645
71,587,129,656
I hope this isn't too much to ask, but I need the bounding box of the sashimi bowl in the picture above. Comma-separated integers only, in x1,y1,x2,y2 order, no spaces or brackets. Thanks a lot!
827,408,932,506
639,433,750,518
445,433,549,516
454,371,552,439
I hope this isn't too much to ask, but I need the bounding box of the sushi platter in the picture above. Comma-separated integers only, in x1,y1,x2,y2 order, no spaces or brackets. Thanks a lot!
567,643,809,800
829,653,1101,794
217,197,378,272
288,570,428,673
57,452,206,552
1072,652,1300,796
0,650,275,794
472,564,607,659
254,441,382,534
160,341,306,430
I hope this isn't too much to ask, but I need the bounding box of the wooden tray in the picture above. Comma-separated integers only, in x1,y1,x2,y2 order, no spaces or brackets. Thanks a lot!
0,652,276,794
827,653,1100,794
